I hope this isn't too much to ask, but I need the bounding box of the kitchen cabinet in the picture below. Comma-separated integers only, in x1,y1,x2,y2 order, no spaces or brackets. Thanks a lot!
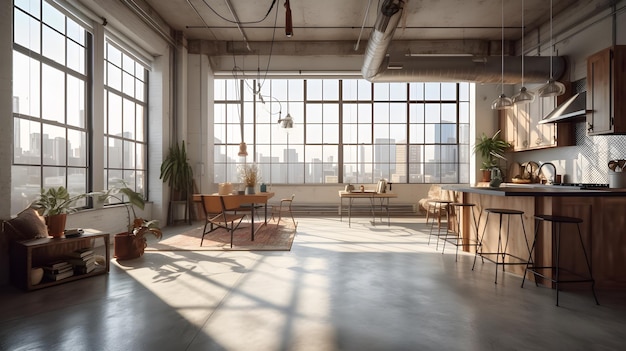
586,45,626,135
499,93,573,152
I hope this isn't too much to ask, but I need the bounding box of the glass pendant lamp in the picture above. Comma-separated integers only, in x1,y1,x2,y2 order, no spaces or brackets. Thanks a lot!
492,0,513,110
512,0,535,105
538,0,566,98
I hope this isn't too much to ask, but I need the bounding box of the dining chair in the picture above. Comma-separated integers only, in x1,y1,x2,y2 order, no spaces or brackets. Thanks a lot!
200,195,246,248
271,194,297,228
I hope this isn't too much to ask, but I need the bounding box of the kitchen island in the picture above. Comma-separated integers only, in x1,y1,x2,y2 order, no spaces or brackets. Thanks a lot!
445,184,626,290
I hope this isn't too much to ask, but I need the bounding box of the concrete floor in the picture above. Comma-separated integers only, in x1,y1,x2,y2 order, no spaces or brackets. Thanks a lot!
1,216,625,351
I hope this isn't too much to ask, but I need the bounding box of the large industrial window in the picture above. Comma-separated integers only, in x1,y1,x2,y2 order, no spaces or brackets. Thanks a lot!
103,41,148,202
214,79,471,185
11,0,91,213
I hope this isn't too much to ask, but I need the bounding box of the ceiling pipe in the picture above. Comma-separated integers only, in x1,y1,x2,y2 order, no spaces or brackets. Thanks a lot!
224,0,252,51
361,0,565,83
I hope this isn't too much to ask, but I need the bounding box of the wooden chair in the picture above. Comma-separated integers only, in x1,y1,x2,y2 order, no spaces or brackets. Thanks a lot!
200,195,246,248
271,194,297,228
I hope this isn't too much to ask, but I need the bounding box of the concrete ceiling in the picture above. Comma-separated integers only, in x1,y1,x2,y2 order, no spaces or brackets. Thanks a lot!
129,0,609,76
145,0,579,43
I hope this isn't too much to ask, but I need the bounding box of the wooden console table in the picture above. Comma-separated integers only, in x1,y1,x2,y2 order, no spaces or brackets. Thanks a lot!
338,191,398,227
9,232,110,291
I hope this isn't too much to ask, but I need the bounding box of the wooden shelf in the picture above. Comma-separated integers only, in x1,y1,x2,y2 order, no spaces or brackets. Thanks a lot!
9,232,110,291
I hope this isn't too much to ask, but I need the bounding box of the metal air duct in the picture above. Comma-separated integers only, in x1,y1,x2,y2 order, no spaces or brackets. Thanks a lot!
361,0,566,83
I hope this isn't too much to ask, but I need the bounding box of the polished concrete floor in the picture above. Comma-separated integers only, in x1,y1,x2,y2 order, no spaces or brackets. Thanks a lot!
1,216,626,351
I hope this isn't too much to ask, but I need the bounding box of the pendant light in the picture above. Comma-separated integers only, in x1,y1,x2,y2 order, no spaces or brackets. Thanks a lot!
512,0,535,105
538,0,565,98
491,0,513,110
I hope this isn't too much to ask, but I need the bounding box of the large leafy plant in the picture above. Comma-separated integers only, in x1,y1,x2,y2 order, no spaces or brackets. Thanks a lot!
473,130,511,170
89,180,160,239
160,141,194,197
32,186,86,216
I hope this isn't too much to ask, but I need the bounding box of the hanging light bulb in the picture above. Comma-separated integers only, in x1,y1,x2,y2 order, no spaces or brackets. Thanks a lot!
492,0,513,110
238,142,248,157
512,0,535,105
277,112,294,129
538,0,566,98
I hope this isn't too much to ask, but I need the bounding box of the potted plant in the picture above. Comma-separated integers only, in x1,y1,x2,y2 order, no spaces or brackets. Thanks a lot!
160,141,194,224
32,186,86,238
239,163,260,194
90,181,162,260
160,141,194,198
473,130,511,182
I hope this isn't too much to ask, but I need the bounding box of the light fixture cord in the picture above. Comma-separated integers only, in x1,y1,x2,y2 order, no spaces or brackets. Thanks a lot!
521,0,525,87
550,0,554,79
501,0,505,94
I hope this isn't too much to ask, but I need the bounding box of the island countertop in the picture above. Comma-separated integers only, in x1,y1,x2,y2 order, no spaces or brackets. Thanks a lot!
442,184,626,197
448,183,626,290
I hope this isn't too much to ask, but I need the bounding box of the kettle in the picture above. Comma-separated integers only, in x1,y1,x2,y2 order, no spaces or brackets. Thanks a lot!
377,179,387,193
489,168,502,187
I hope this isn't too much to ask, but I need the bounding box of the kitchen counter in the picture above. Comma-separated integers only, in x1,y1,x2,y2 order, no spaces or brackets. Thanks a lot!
447,184,626,290
443,183,626,197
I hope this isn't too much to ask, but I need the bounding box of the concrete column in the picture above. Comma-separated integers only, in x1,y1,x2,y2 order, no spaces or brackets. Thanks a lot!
186,53,215,194
148,51,172,225
92,23,105,195
0,0,13,286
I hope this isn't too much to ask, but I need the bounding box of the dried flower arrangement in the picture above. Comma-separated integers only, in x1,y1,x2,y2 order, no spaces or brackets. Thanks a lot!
239,163,261,187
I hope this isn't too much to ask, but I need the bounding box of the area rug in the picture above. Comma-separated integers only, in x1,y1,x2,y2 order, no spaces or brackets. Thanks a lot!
145,221,296,251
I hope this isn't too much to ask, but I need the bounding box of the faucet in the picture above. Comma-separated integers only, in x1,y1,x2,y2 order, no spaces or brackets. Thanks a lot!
538,162,557,185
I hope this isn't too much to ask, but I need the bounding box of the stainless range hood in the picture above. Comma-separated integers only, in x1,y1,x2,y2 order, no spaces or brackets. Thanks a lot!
538,92,588,124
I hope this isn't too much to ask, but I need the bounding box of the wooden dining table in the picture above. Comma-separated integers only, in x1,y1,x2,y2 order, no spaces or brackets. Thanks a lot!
193,192,275,241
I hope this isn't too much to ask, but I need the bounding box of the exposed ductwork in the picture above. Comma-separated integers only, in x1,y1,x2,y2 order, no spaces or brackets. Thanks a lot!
361,0,566,83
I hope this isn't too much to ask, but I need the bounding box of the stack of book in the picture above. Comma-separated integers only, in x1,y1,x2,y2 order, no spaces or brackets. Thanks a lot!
67,247,96,275
43,261,74,281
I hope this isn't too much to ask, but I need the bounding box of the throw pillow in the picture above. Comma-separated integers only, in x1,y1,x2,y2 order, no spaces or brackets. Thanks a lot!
3,208,48,241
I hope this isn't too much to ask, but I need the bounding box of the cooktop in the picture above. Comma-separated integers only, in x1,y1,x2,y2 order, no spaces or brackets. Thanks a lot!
552,183,609,189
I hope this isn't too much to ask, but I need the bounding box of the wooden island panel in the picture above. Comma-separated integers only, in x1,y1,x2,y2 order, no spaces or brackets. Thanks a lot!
454,186,626,290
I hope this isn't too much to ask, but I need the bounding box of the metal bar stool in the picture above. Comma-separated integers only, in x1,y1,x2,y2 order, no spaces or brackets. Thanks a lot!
442,202,481,261
427,200,452,250
521,214,599,306
472,208,531,284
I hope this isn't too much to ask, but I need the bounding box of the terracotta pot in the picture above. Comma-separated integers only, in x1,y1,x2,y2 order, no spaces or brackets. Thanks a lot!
114,233,143,260
45,214,67,238
481,169,491,183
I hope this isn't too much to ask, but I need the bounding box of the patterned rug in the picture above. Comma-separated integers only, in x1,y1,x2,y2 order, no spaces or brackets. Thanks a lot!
145,221,297,251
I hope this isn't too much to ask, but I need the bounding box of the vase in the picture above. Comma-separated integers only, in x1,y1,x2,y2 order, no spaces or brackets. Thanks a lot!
245,186,256,195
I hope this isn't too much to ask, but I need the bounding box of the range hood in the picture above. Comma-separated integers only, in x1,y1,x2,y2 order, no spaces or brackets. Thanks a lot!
538,92,588,124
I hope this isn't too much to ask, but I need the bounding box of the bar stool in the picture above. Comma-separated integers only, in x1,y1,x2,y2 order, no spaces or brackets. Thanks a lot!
521,214,599,306
427,200,452,250
442,202,480,261
472,208,531,284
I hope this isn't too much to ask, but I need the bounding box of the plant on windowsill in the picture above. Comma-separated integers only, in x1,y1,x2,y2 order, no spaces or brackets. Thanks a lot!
473,130,511,182
31,186,86,238
89,180,162,260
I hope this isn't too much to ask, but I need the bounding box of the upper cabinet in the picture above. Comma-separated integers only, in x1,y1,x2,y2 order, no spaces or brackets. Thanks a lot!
587,45,626,135
499,93,573,152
